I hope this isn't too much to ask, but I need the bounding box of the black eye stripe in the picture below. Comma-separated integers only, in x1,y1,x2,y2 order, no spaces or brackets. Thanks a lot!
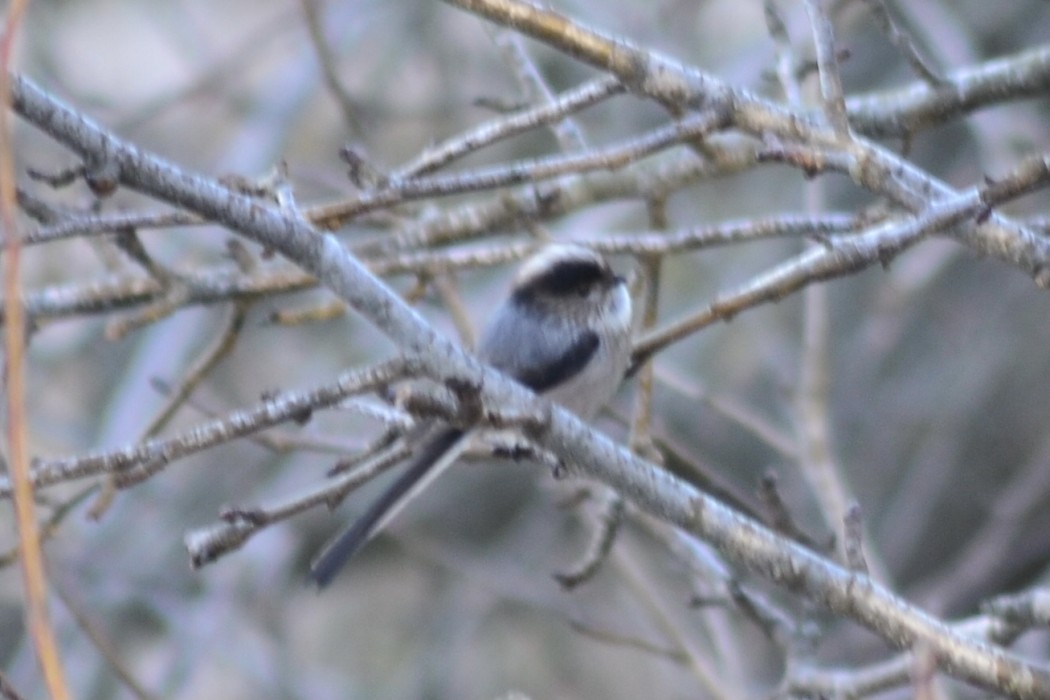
517,260,608,298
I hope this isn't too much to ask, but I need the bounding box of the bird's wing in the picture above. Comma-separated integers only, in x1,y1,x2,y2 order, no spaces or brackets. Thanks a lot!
480,306,600,392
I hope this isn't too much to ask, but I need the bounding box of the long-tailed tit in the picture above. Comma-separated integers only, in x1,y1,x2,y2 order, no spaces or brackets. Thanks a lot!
309,244,633,587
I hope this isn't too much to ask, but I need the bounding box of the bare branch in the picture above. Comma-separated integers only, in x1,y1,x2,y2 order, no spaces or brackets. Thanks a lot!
859,0,947,86
632,151,1050,367
802,0,851,136
308,110,727,225
847,44,1050,138
8,5,1050,695
440,0,1050,281
0,360,408,494
396,76,624,178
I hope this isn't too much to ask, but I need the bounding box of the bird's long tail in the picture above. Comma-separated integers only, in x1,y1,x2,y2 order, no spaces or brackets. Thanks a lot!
309,427,468,587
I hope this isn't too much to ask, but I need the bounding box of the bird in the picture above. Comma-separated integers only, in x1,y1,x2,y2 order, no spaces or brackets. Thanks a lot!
309,243,633,587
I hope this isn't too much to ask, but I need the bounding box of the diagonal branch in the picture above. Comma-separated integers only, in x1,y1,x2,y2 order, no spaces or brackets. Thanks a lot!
9,71,1050,699
440,0,1050,284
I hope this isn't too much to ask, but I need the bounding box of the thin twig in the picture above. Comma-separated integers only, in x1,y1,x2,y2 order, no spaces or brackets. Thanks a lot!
613,535,733,700
11,66,1050,699
441,0,1050,282
0,360,410,494
308,110,728,224
859,0,946,86
298,0,364,136
51,581,160,700
492,29,588,151
185,438,413,566
397,77,623,178
802,0,851,135
632,152,1050,368
554,491,624,588
0,3,72,697
843,502,869,574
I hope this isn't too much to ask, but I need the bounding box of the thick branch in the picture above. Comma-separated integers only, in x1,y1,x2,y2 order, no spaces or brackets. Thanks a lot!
9,72,1050,699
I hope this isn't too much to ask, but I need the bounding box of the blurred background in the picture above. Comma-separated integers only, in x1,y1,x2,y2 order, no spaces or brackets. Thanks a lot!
3,0,1050,698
